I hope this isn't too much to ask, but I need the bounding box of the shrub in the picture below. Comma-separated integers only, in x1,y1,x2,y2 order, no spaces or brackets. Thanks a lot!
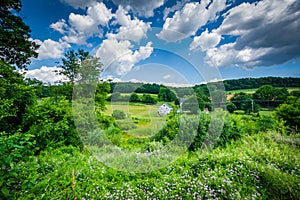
22,97,83,151
112,110,126,120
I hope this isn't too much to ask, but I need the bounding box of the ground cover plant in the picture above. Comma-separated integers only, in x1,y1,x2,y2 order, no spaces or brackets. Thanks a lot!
2,130,299,199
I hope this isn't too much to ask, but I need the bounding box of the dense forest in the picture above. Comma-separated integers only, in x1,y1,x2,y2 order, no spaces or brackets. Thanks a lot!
109,76,300,94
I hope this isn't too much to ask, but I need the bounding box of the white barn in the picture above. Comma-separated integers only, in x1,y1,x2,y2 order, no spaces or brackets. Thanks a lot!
158,104,172,116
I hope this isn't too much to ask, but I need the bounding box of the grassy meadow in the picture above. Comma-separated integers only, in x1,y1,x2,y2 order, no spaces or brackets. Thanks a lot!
11,130,300,199
104,102,168,138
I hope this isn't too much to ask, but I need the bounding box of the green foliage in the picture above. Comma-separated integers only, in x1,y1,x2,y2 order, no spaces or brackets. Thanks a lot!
2,131,299,199
275,96,300,131
290,90,300,97
23,97,83,151
129,93,140,102
181,96,199,114
152,114,180,144
0,61,36,133
0,131,36,198
95,82,110,111
226,102,237,113
158,87,177,102
0,0,39,69
231,92,259,113
253,85,289,108
57,49,89,82
112,110,126,120
255,114,276,132
141,94,157,104
110,82,161,94
223,77,300,90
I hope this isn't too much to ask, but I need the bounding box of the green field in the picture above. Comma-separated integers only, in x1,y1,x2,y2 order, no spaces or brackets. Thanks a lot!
227,87,300,94
104,102,168,138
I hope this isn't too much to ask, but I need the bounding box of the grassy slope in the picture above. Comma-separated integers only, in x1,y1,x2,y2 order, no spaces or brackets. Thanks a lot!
104,102,168,138
14,131,300,199
226,87,300,95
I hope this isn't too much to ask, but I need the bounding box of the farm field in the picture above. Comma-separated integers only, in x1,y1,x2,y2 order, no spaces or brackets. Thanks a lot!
226,87,300,95
103,102,168,138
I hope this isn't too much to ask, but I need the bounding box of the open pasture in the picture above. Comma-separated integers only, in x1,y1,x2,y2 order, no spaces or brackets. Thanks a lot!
104,102,168,138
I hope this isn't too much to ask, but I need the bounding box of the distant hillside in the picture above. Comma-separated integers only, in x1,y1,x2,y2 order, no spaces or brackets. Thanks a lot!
222,77,300,91
108,77,300,94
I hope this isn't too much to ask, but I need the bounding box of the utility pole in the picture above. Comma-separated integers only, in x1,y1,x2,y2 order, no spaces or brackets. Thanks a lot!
251,99,254,113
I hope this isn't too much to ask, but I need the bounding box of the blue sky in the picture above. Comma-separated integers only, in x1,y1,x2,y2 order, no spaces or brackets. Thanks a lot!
20,0,300,86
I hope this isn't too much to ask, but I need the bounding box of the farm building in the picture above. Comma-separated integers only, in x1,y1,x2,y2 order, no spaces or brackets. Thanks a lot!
158,104,172,116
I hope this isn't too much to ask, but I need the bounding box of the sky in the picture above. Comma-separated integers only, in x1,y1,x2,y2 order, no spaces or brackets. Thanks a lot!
20,0,300,86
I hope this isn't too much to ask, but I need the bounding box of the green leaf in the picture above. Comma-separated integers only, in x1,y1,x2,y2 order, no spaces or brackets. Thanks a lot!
1,186,9,197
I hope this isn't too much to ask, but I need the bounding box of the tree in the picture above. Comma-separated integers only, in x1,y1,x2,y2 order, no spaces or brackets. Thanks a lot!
275,96,300,131
141,94,157,104
95,82,110,111
226,102,237,113
129,93,140,102
253,85,288,108
158,87,177,102
231,92,259,114
0,61,36,133
58,49,89,82
0,0,39,69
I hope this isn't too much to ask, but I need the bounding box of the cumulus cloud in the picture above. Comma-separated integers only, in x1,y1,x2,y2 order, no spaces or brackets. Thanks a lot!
95,39,153,75
111,0,165,17
23,66,68,83
157,0,227,42
205,0,300,68
190,29,221,51
107,6,151,43
34,39,70,60
59,0,94,9
51,2,113,45
163,0,191,20
50,19,69,34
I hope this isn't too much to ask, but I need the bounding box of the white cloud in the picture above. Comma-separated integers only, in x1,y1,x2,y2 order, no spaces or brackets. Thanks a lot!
59,0,94,9
50,19,69,34
23,66,69,83
95,39,153,75
87,2,114,26
107,6,151,43
163,74,171,79
111,0,165,17
190,29,221,51
51,2,113,45
204,0,300,68
157,0,227,42
34,39,70,60
163,0,190,20
102,75,122,82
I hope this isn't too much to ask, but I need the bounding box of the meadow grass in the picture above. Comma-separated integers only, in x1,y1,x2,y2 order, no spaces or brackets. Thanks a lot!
14,131,299,199
104,102,167,138
226,87,300,95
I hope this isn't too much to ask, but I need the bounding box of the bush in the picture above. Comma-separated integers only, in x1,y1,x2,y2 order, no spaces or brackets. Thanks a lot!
226,102,237,113
274,96,300,132
112,110,126,120
22,97,83,151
